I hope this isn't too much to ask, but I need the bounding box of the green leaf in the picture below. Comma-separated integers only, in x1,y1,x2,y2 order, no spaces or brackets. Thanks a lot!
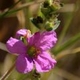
53,33,80,55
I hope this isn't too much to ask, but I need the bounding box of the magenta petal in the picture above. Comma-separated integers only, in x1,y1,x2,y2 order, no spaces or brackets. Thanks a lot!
34,56,51,72
34,52,56,72
16,54,33,73
6,37,26,55
28,32,40,46
16,29,31,39
35,31,57,51
39,51,57,67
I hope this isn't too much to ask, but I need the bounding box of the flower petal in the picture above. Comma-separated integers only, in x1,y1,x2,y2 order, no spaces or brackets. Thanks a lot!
34,31,57,51
6,37,26,55
34,52,56,72
28,32,40,46
16,54,33,73
39,51,56,66
16,29,31,39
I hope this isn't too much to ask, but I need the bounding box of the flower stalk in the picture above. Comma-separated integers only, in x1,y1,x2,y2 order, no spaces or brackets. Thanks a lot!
31,0,62,31
30,70,41,80
0,62,15,80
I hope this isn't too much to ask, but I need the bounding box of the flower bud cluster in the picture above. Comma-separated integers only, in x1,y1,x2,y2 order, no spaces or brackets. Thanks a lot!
31,0,63,31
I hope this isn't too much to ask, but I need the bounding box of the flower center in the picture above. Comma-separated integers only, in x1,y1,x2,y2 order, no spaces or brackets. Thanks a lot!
27,46,40,58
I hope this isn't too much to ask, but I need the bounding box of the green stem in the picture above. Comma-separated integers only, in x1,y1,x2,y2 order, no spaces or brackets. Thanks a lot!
53,33,80,55
17,74,30,80
31,76,40,80
25,6,31,30
19,71,40,80
30,74,40,80
0,0,21,18
30,70,41,80
0,0,45,18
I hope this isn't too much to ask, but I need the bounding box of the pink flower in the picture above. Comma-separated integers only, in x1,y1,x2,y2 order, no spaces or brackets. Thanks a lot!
6,29,57,73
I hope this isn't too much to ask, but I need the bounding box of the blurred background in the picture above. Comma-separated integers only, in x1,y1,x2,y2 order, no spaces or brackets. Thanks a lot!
0,0,80,80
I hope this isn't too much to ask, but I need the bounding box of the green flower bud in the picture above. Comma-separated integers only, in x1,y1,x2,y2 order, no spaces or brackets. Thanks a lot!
30,16,43,29
20,36,27,45
45,19,60,31
43,1,50,8
45,21,53,31
53,19,60,30
41,6,52,17
50,2,61,11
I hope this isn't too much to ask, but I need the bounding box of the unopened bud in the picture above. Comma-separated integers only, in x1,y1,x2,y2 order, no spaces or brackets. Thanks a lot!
45,19,60,31
30,16,43,29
